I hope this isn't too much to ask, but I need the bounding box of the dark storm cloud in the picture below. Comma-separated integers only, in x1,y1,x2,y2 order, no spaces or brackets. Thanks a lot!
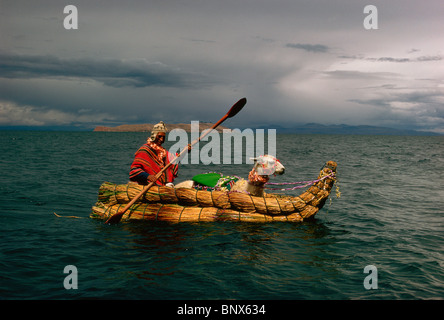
322,70,398,80
349,90,444,129
351,90,444,107
0,53,208,88
339,54,443,63
1,0,443,132
285,43,329,53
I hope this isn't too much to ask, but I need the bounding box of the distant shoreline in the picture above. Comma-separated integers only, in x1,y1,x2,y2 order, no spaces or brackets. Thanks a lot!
93,123,230,132
93,122,442,135
0,123,441,135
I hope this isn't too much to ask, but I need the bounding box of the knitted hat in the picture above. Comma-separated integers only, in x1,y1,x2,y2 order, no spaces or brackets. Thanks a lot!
150,121,167,141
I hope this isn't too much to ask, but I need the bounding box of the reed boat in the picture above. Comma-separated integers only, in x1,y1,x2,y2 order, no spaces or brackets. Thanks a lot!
91,161,338,223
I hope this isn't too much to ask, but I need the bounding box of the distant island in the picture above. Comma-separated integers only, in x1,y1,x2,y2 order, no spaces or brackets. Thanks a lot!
93,123,230,132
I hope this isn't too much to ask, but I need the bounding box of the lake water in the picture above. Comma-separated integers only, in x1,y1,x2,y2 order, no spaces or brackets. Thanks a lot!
1,131,443,302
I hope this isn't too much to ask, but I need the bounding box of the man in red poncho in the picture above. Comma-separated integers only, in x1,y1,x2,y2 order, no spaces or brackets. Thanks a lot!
129,121,179,187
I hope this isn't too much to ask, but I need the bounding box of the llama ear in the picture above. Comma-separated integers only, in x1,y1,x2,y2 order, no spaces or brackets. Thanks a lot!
250,157,257,162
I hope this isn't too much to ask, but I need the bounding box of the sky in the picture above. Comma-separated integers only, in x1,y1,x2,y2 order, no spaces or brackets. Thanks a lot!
0,0,443,132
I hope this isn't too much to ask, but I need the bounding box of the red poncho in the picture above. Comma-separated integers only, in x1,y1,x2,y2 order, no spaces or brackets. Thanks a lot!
129,141,178,186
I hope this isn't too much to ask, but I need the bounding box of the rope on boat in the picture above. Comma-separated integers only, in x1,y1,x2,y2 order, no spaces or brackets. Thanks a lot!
265,171,336,191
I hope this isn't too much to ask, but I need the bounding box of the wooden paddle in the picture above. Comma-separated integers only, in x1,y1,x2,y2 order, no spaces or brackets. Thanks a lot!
105,97,247,225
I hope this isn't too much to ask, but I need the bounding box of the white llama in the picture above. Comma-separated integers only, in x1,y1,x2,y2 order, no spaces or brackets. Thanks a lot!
174,155,285,197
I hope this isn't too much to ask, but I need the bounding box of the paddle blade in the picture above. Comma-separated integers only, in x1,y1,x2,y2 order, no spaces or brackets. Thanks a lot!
227,97,247,118
105,212,124,225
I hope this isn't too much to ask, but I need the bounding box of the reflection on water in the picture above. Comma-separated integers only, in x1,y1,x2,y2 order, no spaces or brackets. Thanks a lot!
108,219,346,298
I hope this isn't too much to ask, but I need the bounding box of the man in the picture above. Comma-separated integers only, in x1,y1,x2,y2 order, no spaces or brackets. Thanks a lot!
129,121,179,187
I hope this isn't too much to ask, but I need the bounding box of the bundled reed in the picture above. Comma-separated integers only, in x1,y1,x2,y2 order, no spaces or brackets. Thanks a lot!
97,182,232,208
91,161,337,223
91,201,307,223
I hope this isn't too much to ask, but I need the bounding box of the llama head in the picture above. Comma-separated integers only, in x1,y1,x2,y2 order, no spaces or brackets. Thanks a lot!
250,155,285,176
